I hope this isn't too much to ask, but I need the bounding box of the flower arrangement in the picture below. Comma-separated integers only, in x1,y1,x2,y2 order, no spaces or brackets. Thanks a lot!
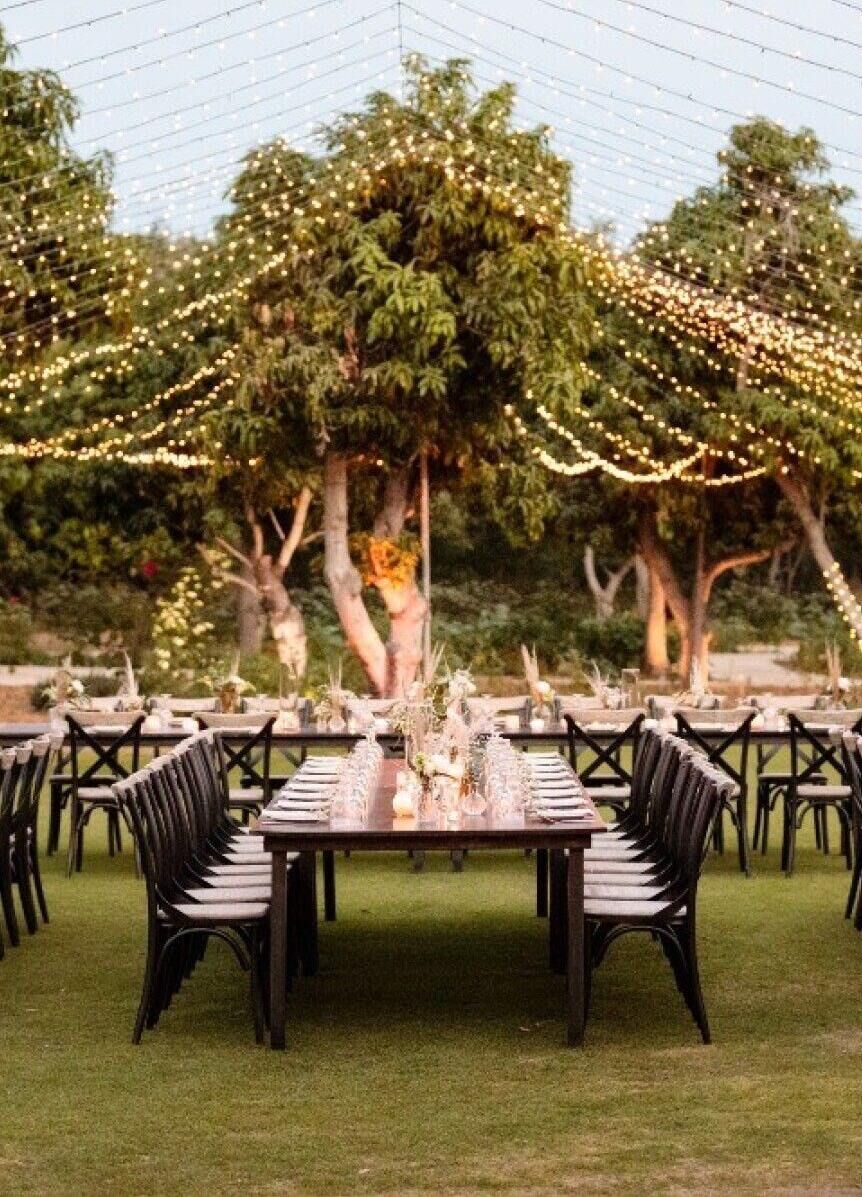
203,651,255,713
43,666,88,710
314,661,354,730
521,644,555,714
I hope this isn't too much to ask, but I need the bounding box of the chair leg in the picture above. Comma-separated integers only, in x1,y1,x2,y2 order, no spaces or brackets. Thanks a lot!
0,855,21,947
821,807,831,856
47,784,63,856
846,855,862,919
784,799,799,877
752,789,763,851
736,792,752,877
14,838,38,935
30,840,49,923
681,923,711,1044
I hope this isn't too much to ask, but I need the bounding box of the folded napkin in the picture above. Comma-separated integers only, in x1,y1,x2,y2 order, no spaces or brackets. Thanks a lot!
538,810,594,822
264,809,328,823
532,796,587,809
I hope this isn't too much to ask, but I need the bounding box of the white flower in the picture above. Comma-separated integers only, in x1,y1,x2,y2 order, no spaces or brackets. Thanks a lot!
839,676,851,692
69,679,84,696
535,679,553,699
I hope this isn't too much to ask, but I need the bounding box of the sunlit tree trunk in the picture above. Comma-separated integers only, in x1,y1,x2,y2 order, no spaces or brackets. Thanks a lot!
323,452,388,694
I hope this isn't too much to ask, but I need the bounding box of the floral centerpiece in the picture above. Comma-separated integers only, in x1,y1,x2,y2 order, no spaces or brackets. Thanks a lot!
314,661,354,732
43,665,89,710
522,644,555,720
206,652,255,713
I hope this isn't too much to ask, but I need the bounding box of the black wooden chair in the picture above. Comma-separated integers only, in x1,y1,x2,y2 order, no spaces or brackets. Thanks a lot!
0,745,29,950
840,732,862,930
10,735,58,933
65,713,144,875
781,713,861,876
675,709,755,875
583,758,730,1043
196,714,275,823
114,751,270,1044
564,711,645,818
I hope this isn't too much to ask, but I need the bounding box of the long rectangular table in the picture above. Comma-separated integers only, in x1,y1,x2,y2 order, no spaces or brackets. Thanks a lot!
256,758,606,1050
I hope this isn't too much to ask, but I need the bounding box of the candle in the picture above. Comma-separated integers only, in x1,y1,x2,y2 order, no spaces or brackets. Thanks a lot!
392,785,415,819
530,716,545,732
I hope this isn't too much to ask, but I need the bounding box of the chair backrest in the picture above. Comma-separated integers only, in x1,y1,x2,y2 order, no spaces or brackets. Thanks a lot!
196,712,269,730
673,707,753,726
66,714,145,786
841,733,862,821
151,696,219,715
788,712,860,787
198,716,275,794
674,709,754,791
564,711,645,786
0,745,28,830
575,707,646,725
792,708,862,729
69,710,147,727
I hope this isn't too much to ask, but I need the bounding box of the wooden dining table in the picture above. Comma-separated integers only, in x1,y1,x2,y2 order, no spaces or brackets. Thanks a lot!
256,757,607,1050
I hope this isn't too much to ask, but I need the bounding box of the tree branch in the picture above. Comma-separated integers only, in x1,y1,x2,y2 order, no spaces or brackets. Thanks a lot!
213,537,255,573
245,505,264,560
703,543,791,603
275,486,313,577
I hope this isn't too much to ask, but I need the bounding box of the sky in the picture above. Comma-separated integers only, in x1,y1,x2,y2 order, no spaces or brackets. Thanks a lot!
4,0,862,244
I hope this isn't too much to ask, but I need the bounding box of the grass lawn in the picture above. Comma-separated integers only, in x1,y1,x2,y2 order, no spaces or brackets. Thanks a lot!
1,785,861,1196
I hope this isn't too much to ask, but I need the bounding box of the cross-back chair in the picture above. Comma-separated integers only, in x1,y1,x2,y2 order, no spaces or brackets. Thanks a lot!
564,711,645,818
675,709,755,874
65,713,144,875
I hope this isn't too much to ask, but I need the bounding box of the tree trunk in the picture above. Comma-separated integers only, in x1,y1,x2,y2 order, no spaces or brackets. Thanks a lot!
633,554,650,619
688,525,709,685
582,545,633,622
323,452,388,694
641,555,669,677
778,471,862,639
256,555,307,679
236,559,264,656
370,465,427,696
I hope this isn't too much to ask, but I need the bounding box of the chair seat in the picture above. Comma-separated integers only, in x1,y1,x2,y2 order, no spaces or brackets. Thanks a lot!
76,786,121,802
203,870,275,886
584,871,658,886
227,836,267,852
223,852,272,865
184,886,271,903
585,858,656,874
584,883,665,901
584,784,630,802
229,787,264,804
167,902,269,922
585,898,684,919
796,784,851,800
585,845,641,859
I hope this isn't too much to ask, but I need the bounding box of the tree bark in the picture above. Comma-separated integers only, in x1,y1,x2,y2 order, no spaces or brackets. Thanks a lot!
323,452,388,695
634,554,650,620
256,554,307,679
777,471,862,639
236,559,264,656
369,465,427,696
582,545,633,622
641,554,669,677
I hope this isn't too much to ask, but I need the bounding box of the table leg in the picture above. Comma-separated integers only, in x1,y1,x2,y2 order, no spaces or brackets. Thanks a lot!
298,850,319,976
322,849,336,921
536,848,549,918
548,848,567,974
566,847,586,1047
269,847,288,1050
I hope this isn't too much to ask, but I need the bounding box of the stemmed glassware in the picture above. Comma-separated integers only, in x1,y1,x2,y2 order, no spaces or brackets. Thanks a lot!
330,733,383,820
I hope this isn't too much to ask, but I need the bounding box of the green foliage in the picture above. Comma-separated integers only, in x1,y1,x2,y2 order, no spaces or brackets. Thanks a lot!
0,599,48,665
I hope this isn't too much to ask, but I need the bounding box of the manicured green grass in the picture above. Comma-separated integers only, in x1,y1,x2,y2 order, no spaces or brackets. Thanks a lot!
1,798,861,1195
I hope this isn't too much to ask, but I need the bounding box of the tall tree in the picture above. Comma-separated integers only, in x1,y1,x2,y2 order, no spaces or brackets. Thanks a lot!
217,58,598,694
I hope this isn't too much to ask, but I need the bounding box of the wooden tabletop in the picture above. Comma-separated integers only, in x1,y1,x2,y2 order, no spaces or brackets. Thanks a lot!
257,757,607,852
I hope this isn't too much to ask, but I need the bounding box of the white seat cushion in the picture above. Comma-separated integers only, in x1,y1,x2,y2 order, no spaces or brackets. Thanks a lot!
796,784,851,799
184,886,271,903
584,883,665,900
167,902,269,921
77,786,120,801
585,785,631,802
229,787,264,803
585,845,641,859
585,899,682,918
227,838,268,852
585,859,656,875
584,871,660,886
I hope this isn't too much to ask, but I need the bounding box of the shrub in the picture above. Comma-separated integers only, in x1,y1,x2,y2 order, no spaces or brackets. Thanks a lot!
572,613,645,672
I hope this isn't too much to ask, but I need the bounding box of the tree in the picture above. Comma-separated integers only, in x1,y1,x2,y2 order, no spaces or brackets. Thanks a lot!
635,117,862,646
562,118,862,677
215,58,598,694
